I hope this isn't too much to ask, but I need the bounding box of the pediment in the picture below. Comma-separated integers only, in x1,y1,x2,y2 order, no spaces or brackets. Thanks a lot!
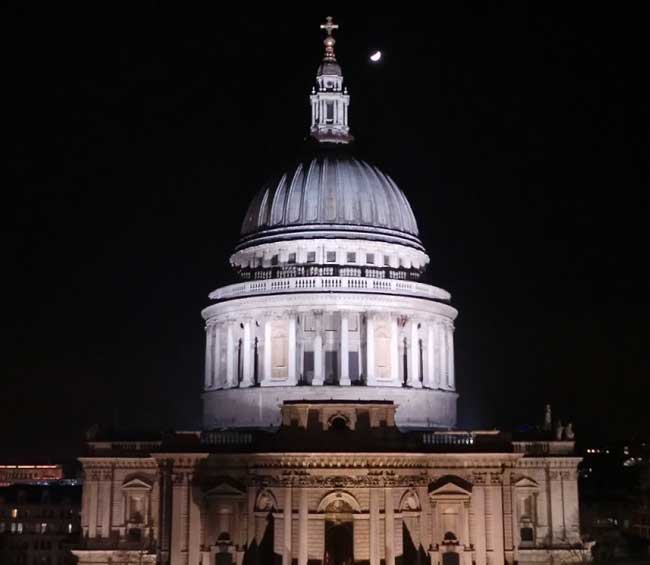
429,475,473,497
203,478,245,498
514,476,539,489
122,478,153,491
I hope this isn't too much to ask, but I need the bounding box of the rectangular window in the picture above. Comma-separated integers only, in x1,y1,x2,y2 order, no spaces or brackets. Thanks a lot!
40,522,47,534
346,252,356,263
383,255,390,266
326,251,336,263
366,253,375,264
17,522,23,534
271,254,279,266
307,251,316,263
11,508,18,519
68,522,73,534
288,253,296,264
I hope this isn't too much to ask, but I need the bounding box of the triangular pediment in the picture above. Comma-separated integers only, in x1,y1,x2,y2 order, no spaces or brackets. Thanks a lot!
122,478,152,491
429,475,473,497
430,482,472,497
203,477,245,498
514,476,539,488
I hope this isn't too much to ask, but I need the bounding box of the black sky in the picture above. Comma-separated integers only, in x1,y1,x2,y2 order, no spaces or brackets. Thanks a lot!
4,5,649,459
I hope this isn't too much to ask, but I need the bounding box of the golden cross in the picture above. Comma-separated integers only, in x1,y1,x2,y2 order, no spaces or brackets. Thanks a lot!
320,16,338,36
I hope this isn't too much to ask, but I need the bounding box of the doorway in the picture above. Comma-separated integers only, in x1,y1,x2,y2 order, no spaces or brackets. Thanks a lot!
324,520,353,565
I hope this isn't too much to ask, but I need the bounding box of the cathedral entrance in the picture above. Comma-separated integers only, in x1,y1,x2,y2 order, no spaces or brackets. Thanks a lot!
324,520,353,565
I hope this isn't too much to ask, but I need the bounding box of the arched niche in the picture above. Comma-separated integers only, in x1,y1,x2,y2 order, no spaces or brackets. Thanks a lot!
317,490,362,514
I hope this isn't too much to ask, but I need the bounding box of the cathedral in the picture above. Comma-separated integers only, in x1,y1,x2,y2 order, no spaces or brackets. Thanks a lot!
73,18,589,565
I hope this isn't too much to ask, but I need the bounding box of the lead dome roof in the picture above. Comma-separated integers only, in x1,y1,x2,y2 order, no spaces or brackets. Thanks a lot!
238,149,422,250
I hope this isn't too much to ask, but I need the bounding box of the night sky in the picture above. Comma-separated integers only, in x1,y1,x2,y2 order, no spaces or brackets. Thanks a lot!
5,6,649,459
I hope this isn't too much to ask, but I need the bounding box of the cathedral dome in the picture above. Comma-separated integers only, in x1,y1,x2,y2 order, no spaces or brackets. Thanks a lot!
238,151,422,250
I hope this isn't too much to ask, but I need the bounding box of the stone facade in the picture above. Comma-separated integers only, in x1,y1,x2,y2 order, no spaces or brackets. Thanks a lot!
73,403,587,565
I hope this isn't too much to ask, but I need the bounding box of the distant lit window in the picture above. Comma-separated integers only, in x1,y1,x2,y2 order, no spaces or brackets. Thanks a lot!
307,251,316,263
17,522,23,534
288,253,296,264
40,522,48,534
11,508,18,519
326,251,336,263
346,252,356,263
366,253,375,264
11,522,17,533
67,522,73,534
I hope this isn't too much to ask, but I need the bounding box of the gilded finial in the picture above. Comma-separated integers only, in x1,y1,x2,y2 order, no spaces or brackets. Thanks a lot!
320,16,339,61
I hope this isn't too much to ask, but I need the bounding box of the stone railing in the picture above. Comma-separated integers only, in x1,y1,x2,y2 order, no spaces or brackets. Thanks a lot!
513,441,576,456
209,276,451,302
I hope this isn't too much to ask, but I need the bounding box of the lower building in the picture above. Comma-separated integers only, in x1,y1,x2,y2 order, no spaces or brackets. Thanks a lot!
73,401,588,565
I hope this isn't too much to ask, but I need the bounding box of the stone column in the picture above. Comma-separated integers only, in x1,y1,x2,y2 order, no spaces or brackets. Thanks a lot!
298,488,309,565
488,484,505,565
340,313,351,385
369,488,380,565
283,487,292,565
87,477,98,538
562,471,580,543
390,316,400,385
461,500,471,547
247,486,256,548
385,487,395,565
313,319,324,386
241,319,253,387
536,472,551,544
447,323,455,389
439,321,448,390
473,484,487,565
99,472,112,538
417,486,431,554
188,484,201,565
427,323,435,388
409,321,422,387
225,322,235,388
263,320,272,384
550,471,566,543
204,324,214,390
288,315,297,385
171,472,190,565
366,313,375,385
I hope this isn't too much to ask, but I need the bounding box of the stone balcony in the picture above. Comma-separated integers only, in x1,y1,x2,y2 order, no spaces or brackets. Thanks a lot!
209,275,451,302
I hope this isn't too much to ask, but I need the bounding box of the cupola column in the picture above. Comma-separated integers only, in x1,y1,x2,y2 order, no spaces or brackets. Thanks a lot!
438,320,448,390
390,315,400,385
263,319,272,384
204,324,214,390
448,323,456,390
288,314,297,385
241,319,253,387
312,311,324,386
366,313,376,385
225,322,235,388
339,312,351,385
409,320,422,388
427,322,436,389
